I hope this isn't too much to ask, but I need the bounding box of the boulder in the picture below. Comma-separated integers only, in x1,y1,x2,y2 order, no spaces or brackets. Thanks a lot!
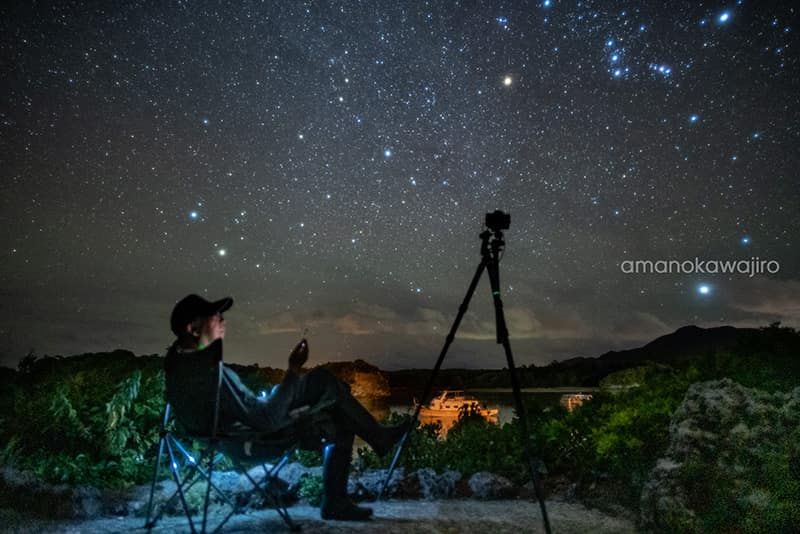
415,468,462,500
640,379,800,532
0,467,105,519
245,461,321,493
348,468,407,499
467,471,517,499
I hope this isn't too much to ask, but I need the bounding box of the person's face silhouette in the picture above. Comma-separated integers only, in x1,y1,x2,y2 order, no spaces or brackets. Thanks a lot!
198,312,226,345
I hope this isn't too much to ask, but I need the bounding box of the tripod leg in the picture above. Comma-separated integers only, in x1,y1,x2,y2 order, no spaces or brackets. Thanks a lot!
486,259,552,534
378,257,489,500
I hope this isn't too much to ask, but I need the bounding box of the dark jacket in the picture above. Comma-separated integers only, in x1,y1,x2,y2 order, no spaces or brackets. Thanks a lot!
164,338,301,434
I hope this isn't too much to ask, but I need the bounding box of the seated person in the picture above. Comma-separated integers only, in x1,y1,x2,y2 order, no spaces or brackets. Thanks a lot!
167,294,408,521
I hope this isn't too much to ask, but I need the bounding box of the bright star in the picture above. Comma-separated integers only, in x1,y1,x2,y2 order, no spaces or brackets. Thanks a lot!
189,211,199,220
503,75,513,86
697,284,711,295
689,114,700,123
384,148,393,158
718,11,731,23
202,118,209,125
543,0,551,7
218,249,227,257
741,236,751,245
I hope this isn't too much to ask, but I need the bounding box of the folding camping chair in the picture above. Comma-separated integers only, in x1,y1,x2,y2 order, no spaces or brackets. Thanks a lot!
143,339,334,533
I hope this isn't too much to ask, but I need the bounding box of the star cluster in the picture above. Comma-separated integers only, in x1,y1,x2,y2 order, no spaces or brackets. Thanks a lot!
0,1,798,368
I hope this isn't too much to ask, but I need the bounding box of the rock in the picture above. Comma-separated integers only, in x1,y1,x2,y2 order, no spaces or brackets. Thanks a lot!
640,379,800,532
321,360,391,399
0,467,107,519
467,471,517,499
243,461,321,494
348,468,406,500
126,480,177,517
414,468,461,500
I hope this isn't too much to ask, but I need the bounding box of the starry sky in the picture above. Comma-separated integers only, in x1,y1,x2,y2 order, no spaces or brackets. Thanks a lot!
1,0,798,370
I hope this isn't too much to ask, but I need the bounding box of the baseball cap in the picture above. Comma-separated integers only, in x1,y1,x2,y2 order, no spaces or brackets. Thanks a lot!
170,294,233,336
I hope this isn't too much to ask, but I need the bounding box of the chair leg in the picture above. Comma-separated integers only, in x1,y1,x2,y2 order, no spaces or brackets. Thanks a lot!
233,456,301,532
165,438,198,534
144,434,167,530
202,440,216,534
264,456,301,532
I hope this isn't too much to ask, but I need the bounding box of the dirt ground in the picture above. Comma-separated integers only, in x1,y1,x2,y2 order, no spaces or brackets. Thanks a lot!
1,498,635,533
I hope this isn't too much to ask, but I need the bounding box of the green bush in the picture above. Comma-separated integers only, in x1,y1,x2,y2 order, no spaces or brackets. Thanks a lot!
1,351,166,488
297,474,324,506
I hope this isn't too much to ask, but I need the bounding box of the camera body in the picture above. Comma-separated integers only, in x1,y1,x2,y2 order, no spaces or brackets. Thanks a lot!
485,210,510,232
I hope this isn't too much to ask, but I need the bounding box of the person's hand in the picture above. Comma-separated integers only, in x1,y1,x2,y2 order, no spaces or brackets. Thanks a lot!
288,338,308,373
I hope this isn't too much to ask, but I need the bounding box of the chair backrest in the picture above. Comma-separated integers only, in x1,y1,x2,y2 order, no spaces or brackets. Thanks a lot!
164,338,224,436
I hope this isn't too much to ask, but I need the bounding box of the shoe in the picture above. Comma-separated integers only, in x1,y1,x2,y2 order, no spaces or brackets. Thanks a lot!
320,498,374,521
372,421,411,456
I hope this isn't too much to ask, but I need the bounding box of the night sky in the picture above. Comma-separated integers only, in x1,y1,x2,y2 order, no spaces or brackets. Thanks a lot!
1,1,798,370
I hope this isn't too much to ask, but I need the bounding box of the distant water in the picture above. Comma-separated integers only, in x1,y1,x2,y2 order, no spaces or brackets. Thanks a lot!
360,387,598,429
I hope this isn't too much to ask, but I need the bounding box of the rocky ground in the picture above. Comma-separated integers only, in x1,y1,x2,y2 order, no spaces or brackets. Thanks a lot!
1,498,635,533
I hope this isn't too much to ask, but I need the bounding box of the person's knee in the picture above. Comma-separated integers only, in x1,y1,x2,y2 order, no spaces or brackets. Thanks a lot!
308,367,349,392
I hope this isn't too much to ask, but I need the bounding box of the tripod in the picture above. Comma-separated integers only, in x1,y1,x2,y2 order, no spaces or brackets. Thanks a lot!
379,212,552,534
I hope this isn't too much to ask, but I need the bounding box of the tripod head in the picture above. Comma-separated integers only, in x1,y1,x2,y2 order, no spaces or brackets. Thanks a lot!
485,209,510,233
482,210,510,259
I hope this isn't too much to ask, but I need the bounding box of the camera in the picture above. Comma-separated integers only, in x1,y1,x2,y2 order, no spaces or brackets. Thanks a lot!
485,210,510,232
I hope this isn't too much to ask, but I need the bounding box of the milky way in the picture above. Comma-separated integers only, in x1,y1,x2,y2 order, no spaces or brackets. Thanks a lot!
1,1,798,369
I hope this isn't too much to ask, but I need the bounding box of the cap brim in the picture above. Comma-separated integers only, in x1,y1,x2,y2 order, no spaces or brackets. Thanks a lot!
212,297,233,314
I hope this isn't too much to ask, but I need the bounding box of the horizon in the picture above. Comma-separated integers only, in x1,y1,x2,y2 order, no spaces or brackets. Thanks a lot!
2,2,797,370
3,321,788,372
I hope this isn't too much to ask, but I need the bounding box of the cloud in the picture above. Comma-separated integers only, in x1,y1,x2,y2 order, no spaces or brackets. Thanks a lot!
726,278,800,322
608,311,671,341
256,300,604,343
257,310,322,335
258,304,400,336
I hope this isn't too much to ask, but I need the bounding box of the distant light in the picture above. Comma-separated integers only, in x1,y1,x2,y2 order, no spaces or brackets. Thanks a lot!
503,75,513,86
543,0,551,7
613,69,622,77
218,249,227,257
611,54,619,62
689,114,700,123
698,284,711,295
384,148,392,158
741,236,751,245
202,118,209,126
606,39,614,47
189,211,199,220
718,11,731,23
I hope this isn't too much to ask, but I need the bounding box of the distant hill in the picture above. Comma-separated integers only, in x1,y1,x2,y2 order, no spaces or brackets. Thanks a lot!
597,325,753,363
383,323,798,391
2,324,795,397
